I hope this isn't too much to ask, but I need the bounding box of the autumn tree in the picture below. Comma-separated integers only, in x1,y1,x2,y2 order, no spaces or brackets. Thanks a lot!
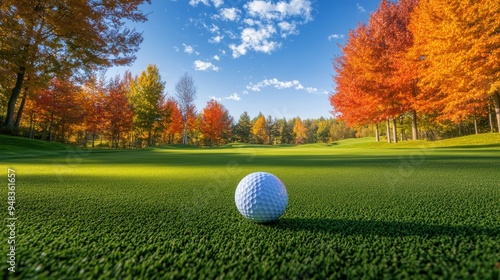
34,78,85,143
331,0,419,142
163,98,183,144
0,0,150,133
105,74,134,149
200,100,232,147
189,113,203,146
82,75,106,147
129,64,165,147
252,114,267,144
408,0,499,132
175,72,197,144
330,23,386,142
293,117,308,144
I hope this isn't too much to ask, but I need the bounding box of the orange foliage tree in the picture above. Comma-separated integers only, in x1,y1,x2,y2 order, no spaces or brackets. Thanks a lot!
163,97,183,144
82,76,107,147
330,24,385,128
200,99,232,147
408,0,499,131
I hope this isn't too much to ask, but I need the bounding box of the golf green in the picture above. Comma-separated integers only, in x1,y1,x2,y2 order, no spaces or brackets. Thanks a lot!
1,134,499,279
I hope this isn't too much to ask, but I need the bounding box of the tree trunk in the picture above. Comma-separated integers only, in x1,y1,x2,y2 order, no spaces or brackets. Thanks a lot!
4,67,26,132
14,89,28,130
392,118,398,143
181,123,188,145
492,92,500,133
489,98,494,133
473,113,478,135
61,123,65,144
386,118,391,143
28,111,34,139
148,129,152,147
375,123,380,142
48,113,54,142
411,110,418,140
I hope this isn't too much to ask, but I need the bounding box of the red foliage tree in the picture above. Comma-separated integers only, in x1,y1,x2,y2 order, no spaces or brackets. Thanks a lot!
104,75,134,149
331,0,419,141
34,78,85,143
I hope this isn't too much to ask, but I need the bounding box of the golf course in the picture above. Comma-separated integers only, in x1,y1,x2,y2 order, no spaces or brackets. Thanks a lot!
1,134,499,279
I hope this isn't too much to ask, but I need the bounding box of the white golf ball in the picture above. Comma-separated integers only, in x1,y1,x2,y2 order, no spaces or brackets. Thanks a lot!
235,172,288,222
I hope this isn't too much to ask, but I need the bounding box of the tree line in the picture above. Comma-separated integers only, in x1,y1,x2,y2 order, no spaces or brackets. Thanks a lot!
2,62,359,147
330,0,500,142
2,0,497,146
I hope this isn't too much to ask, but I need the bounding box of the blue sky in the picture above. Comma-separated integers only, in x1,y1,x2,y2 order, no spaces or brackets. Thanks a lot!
109,0,380,120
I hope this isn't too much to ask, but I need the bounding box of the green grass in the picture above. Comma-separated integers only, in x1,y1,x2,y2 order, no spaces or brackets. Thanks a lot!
1,134,500,279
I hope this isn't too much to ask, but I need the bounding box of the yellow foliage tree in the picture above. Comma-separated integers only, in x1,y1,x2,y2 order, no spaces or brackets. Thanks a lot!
252,115,267,144
293,117,308,144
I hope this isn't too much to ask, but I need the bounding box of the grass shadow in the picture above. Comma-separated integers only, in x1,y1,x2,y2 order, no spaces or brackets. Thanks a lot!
268,218,500,238
438,143,500,149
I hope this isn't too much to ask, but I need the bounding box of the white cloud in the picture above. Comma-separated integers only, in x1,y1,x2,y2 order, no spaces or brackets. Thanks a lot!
305,87,317,93
225,93,241,101
188,0,314,58
212,0,223,8
210,35,224,44
194,60,219,71
207,23,219,34
183,44,196,55
220,8,240,21
211,93,242,102
328,34,344,41
278,21,297,37
244,18,258,26
189,0,223,7
173,46,180,52
246,0,275,19
245,0,312,22
229,25,280,57
225,30,238,39
189,0,209,6
356,3,366,13
246,78,318,93
213,55,220,61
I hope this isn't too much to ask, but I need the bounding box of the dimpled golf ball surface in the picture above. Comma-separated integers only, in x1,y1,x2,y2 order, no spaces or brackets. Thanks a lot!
235,172,288,222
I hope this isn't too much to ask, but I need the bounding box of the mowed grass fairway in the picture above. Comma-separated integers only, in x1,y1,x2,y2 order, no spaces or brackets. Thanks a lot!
1,135,500,279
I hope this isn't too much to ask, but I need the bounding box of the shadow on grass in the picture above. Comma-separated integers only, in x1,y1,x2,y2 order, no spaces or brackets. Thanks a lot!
267,218,500,238
438,143,500,149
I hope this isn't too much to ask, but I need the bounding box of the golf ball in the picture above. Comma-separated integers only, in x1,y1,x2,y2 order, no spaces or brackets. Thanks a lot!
235,172,288,222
